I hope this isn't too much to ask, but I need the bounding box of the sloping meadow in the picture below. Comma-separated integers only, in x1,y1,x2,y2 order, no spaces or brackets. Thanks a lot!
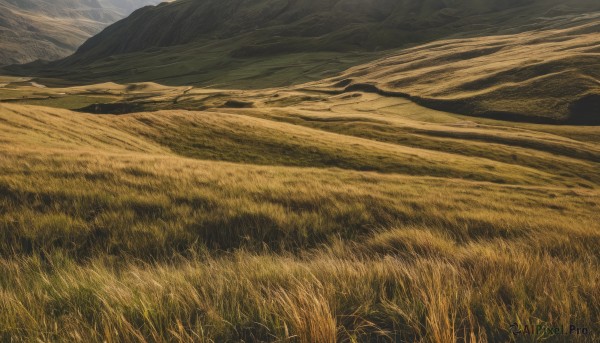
0,103,599,341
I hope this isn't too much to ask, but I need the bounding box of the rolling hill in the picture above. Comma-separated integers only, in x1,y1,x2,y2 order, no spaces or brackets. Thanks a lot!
0,0,164,65
9,12,595,124
1,81,599,340
1,0,600,341
310,13,600,124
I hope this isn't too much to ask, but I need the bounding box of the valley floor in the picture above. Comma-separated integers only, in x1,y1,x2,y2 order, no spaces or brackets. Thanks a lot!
0,81,599,341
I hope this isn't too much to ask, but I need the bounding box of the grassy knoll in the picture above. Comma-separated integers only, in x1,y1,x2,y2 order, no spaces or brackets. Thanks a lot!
0,100,599,341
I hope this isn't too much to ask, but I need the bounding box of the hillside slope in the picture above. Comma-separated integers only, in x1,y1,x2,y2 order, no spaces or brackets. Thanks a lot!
0,0,163,65
10,0,600,87
310,14,600,124
0,96,599,341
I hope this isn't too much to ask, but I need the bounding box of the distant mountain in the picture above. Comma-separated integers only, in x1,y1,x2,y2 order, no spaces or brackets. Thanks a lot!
11,0,600,87
0,0,163,65
71,0,600,59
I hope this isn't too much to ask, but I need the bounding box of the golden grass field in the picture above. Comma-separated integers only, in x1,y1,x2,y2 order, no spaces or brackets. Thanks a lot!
1,78,599,341
1,14,599,342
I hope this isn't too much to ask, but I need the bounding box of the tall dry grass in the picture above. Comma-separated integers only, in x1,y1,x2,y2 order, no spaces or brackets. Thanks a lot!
0,103,598,341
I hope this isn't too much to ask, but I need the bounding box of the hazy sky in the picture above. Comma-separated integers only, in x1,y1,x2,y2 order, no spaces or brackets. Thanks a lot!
98,0,166,13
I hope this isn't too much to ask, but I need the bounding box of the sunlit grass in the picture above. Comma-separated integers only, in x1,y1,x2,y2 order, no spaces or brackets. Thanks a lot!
0,101,598,342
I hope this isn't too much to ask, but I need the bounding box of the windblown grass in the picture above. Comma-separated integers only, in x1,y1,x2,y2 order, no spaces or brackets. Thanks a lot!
0,101,598,342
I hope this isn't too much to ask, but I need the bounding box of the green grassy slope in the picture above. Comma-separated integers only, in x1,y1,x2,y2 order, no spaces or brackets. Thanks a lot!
8,0,600,87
